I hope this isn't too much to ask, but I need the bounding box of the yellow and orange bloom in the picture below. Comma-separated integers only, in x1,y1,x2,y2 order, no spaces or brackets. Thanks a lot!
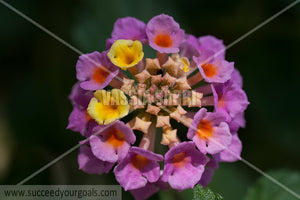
107,39,144,70
87,89,129,125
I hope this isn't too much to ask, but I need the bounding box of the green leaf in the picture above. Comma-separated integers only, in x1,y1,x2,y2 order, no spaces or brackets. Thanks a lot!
244,169,300,200
193,184,224,200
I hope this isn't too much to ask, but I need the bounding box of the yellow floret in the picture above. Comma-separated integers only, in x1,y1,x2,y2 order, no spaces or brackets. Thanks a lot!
87,89,130,125
180,57,190,72
171,53,190,72
107,40,144,70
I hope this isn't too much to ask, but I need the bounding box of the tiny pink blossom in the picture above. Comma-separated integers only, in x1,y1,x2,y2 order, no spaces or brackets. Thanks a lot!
187,108,232,154
89,120,135,163
146,14,185,53
114,147,163,191
193,50,234,83
162,142,208,190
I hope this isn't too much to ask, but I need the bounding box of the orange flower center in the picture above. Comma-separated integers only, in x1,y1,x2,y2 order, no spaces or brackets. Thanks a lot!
202,63,217,78
197,119,213,139
92,67,109,83
131,154,149,170
105,128,125,148
123,54,135,65
218,96,226,108
172,152,189,168
154,33,172,47
85,110,92,121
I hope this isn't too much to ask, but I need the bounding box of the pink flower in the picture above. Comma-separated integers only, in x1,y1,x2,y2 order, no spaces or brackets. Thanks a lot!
212,69,249,123
89,120,135,163
181,34,226,60
198,157,219,187
146,14,185,53
76,51,119,90
193,50,234,83
114,147,163,190
198,35,226,60
217,133,242,162
78,145,114,175
187,108,232,154
67,82,94,136
129,171,168,200
112,17,147,43
162,142,208,190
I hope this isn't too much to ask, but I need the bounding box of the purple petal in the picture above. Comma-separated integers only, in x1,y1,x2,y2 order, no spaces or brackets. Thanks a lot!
140,160,161,183
229,112,246,132
114,147,163,191
188,109,232,154
89,121,135,162
193,50,215,66
219,133,242,162
112,17,147,43
130,147,163,161
187,34,201,50
206,122,232,154
106,38,115,49
114,156,148,190
187,108,207,139
146,14,185,53
114,121,136,144
163,142,208,190
192,134,208,154
68,82,93,110
90,135,118,163
130,183,159,200
76,51,119,90
198,158,219,187
67,107,89,136
199,59,234,83
198,35,226,60
212,80,249,123
204,111,228,126
78,145,113,175
116,142,131,161
224,88,249,117
76,52,101,81
211,83,231,121
231,69,243,88
179,34,200,59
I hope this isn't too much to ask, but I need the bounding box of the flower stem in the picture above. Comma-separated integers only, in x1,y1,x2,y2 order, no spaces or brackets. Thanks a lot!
139,122,156,151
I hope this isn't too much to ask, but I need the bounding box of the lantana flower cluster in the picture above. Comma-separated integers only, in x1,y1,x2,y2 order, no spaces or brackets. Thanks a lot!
67,14,249,199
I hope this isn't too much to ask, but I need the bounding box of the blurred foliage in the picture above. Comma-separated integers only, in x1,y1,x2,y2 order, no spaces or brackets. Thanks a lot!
193,185,223,200
244,169,300,200
0,0,299,199
208,162,252,199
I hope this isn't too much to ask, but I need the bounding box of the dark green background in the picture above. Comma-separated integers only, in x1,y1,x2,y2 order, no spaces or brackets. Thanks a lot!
0,0,299,199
